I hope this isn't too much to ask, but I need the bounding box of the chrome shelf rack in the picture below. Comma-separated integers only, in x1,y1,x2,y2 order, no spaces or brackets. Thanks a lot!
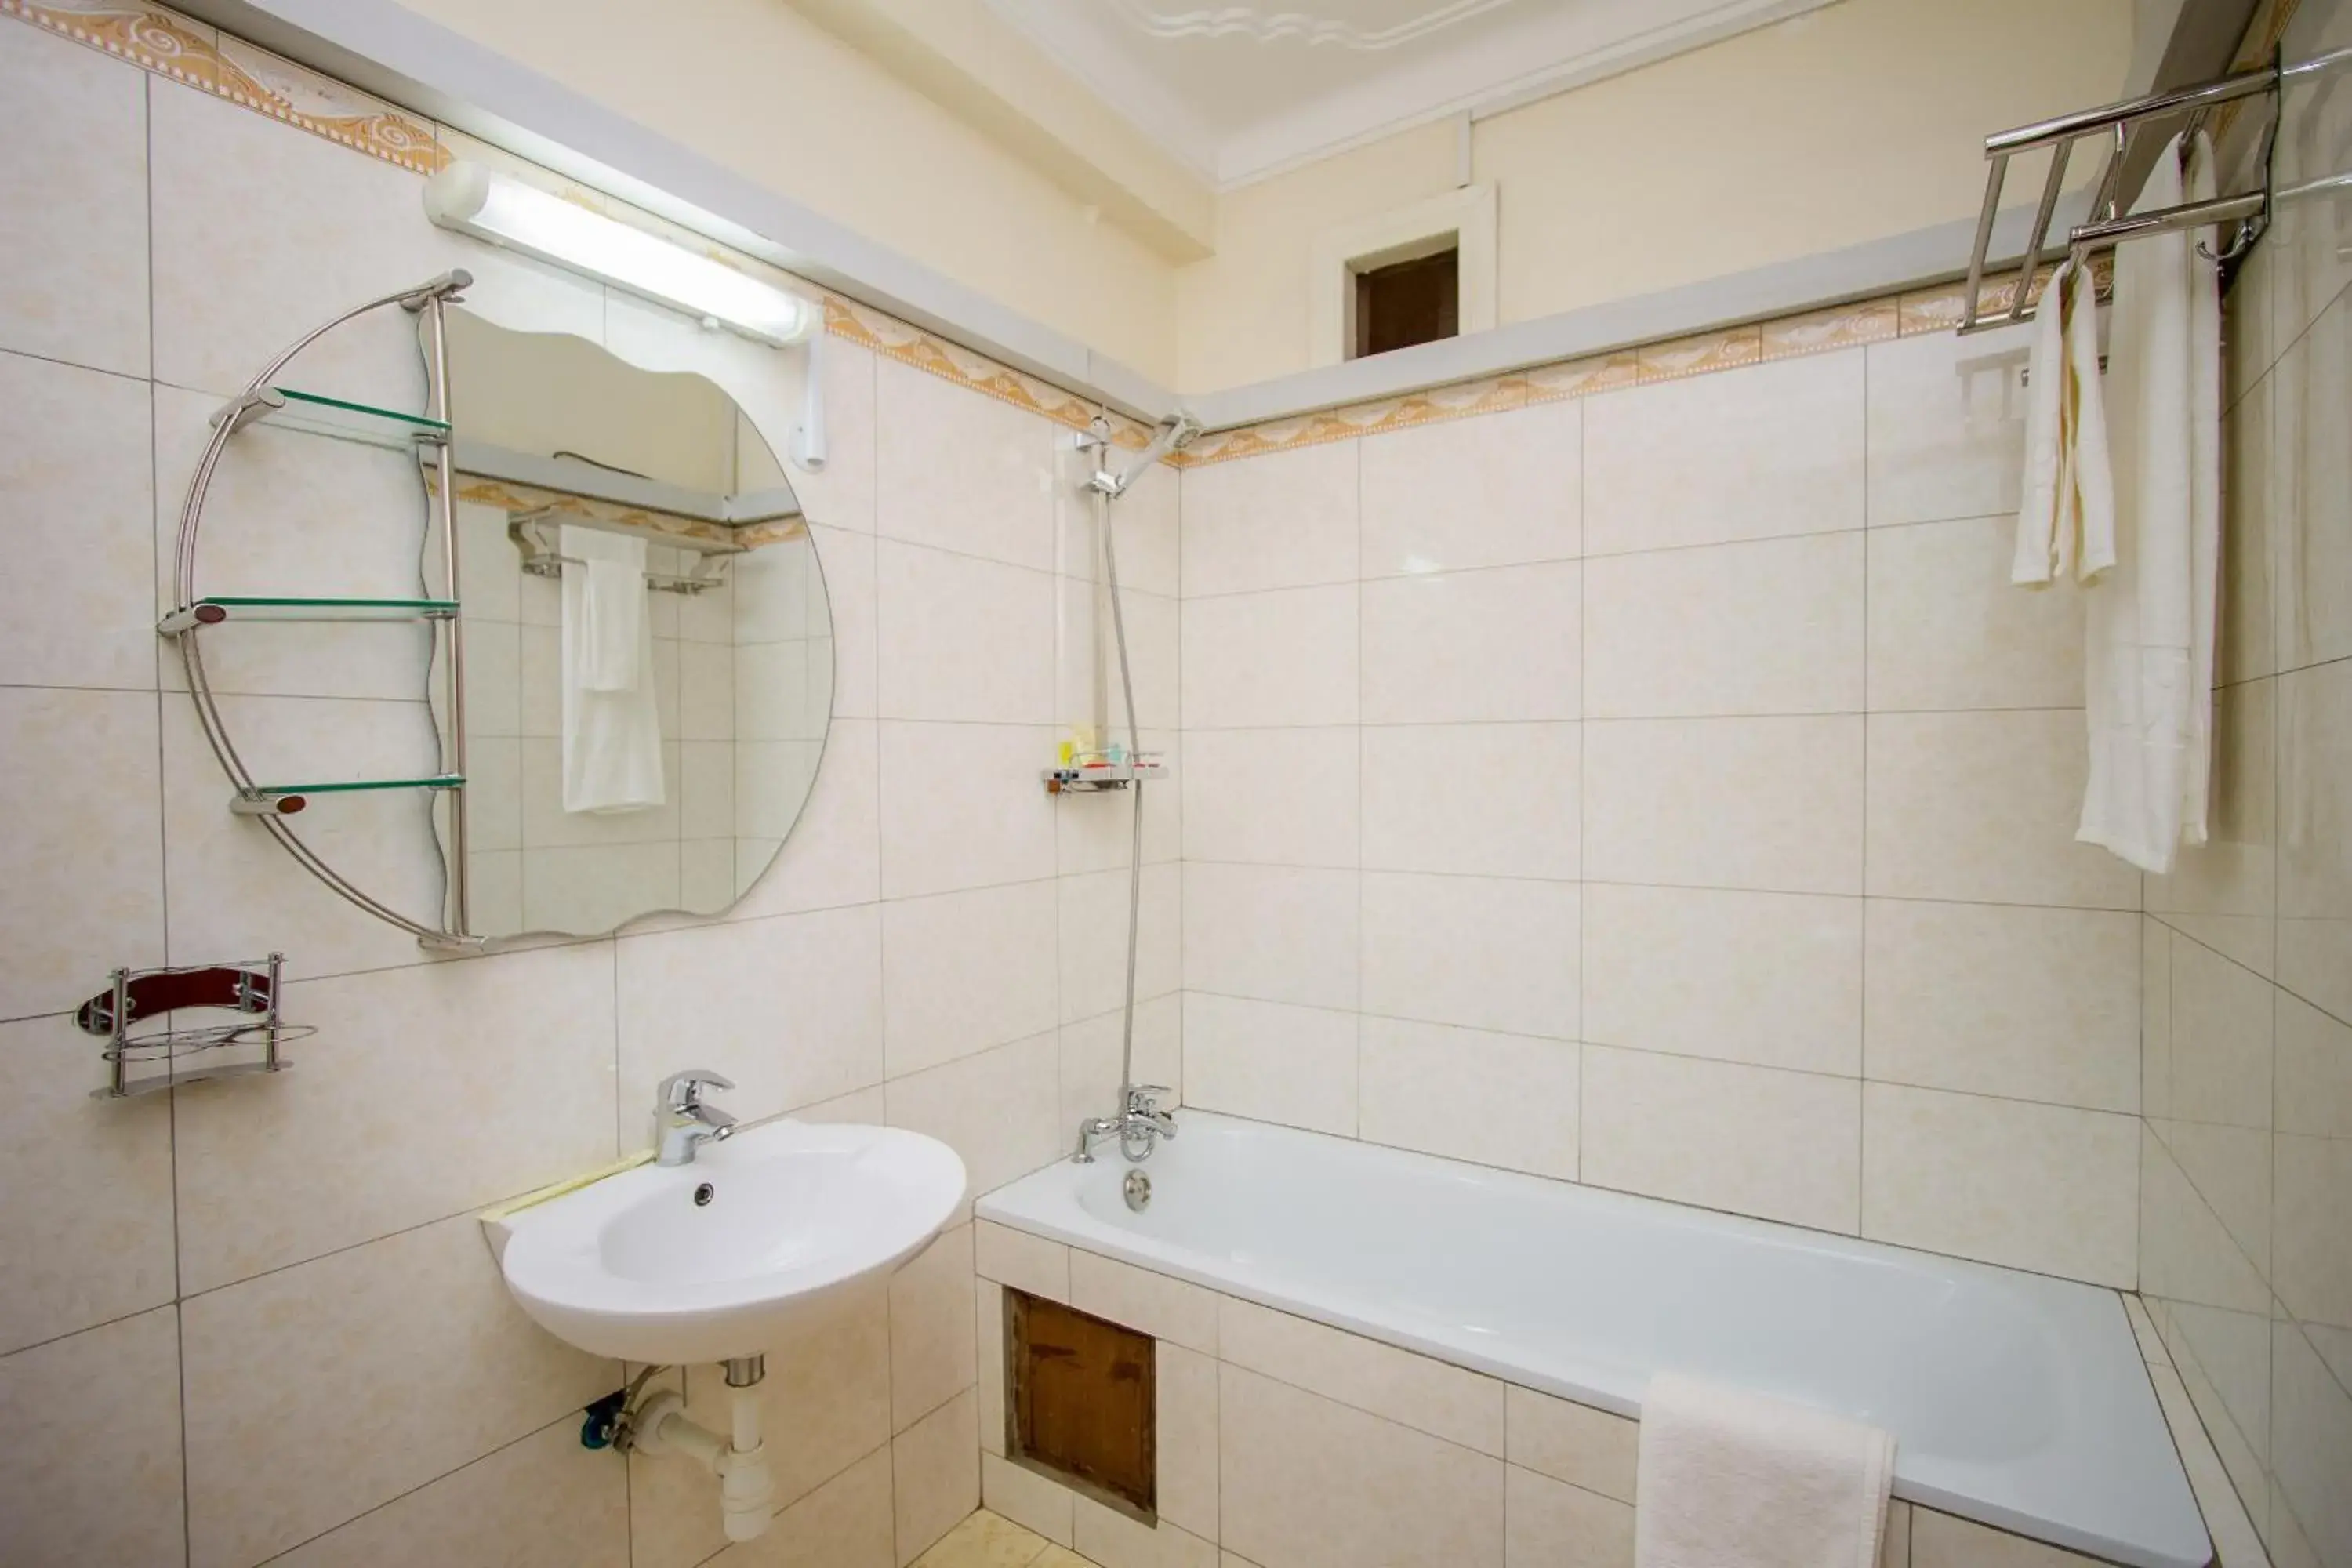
1960,42,2352,334
76,954,314,1098
162,270,478,946
1043,752,1170,793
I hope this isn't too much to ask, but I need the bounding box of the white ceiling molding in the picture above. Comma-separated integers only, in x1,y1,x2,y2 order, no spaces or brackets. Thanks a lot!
1103,0,1520,49
985,0,1838,189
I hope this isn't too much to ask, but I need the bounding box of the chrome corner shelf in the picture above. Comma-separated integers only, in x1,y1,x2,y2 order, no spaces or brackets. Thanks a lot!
230,774,465,816
1044,753,1169,793
76,953,314,1098
158,595,460,634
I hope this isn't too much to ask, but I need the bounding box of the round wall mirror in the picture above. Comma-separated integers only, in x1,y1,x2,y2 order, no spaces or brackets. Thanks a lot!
165,278,833,949
436,308,834,938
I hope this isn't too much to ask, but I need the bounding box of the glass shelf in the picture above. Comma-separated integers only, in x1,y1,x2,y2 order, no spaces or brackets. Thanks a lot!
160,596,459,634
231,775,464,816
228,386,451,452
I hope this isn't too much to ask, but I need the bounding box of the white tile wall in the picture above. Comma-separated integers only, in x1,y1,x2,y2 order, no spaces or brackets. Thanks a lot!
1583,534,1863,718
1359,872,1577,1039
1582,351,1864,554
1583,716,1863,895
0,27,1174,1564
1357,1018,1579,1179
1182,862,1358,1011
1179,321,2138,1289
1179,438,1358,596
1358,401,1580,577
1359,724,1578,880
1182,993,1359,1138
1180,586,1358,729
2143,41,2352,1559
1359,563,1580,724
1581,884,1861,1076
0,24,151,378
1580,1045,1861,1233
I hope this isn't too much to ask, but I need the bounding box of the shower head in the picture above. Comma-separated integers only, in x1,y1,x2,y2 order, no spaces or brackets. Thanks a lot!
1092,412,1203,499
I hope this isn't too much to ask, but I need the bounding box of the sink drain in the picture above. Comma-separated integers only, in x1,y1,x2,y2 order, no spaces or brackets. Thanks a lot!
1123,1170,1151,1211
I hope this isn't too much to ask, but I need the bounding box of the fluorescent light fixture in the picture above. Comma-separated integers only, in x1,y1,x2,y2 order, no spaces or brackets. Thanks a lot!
424,162,816,347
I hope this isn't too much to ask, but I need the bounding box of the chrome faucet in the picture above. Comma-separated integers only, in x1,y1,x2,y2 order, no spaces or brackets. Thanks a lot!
654,1069,739,1167
1073,1084,1177,1163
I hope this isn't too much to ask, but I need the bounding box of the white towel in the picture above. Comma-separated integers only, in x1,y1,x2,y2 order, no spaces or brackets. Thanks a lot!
1635,1373,1896,1568
2077,132,2223,873
2011,258,2114,586
559,524,665,815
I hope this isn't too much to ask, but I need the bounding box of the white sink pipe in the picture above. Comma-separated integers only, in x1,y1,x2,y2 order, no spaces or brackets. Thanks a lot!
629,1357,775,1541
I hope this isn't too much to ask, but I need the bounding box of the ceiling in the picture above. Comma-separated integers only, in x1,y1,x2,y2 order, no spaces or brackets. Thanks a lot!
982,0,1835,187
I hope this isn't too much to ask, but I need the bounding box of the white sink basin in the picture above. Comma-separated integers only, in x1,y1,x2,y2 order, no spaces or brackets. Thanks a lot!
487,1120,966,1366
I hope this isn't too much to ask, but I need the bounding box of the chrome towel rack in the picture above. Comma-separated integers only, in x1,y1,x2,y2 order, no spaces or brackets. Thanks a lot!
1959,41,2352,335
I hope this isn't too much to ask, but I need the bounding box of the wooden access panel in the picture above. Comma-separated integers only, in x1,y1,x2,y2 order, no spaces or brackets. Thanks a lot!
1008,1288,1156,1517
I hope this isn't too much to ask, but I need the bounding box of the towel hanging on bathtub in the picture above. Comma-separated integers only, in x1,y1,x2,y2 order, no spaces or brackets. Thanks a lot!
559,524,666,815
1634,1371,1896,1568
2074,131,2222,874
2011,256,2114,587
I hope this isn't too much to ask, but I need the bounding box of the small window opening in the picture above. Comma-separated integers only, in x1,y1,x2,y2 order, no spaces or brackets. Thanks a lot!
1352,245,1460,359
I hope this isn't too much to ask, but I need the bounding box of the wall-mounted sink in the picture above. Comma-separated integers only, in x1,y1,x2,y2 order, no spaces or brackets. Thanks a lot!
485,1119,967,1366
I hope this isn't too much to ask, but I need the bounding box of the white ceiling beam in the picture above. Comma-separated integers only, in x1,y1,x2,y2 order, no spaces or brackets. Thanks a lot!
783,0,1218,262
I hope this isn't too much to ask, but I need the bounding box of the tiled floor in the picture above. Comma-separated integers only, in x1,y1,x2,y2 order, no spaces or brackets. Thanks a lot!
911,1510,1100,1568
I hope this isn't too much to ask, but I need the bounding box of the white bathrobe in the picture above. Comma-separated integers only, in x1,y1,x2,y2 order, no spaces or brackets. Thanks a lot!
2076,132,2222,874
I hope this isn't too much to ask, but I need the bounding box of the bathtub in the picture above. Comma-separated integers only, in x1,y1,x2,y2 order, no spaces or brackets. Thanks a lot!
977,1110,2207,1568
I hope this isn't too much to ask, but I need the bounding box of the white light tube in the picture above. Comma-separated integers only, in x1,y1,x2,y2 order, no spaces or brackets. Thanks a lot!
424,162,815,348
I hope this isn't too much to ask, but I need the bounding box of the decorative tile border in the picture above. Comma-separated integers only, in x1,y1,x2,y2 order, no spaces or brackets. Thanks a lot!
0,0,2118,478
210,30,443,174
5,0,443,172
1,0,215,86
442,474,795,554
1179,255,2114,470
824,296,1157,449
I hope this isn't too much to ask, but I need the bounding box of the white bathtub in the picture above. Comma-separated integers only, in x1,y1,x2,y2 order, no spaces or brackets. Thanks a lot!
978,1110,2207,1568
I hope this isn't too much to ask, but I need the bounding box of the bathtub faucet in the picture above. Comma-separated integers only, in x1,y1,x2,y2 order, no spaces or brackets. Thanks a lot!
1073,1085,1177,1164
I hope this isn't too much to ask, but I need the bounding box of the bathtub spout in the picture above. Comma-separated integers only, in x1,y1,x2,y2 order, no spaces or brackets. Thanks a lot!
1073,1085,1175,1163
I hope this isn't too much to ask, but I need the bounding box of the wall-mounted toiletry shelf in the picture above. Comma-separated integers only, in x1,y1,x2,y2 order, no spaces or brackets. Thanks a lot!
77,953,313,1098
158,595,461,633
230,774,466,816
1043,753,1169,793
169,269,477,946
214,385,452,452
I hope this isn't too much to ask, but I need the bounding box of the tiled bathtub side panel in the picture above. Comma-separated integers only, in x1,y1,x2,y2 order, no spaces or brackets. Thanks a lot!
974,1236,2187,1568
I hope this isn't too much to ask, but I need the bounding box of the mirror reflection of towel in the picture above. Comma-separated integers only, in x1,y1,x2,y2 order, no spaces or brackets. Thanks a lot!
559,524,664,814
